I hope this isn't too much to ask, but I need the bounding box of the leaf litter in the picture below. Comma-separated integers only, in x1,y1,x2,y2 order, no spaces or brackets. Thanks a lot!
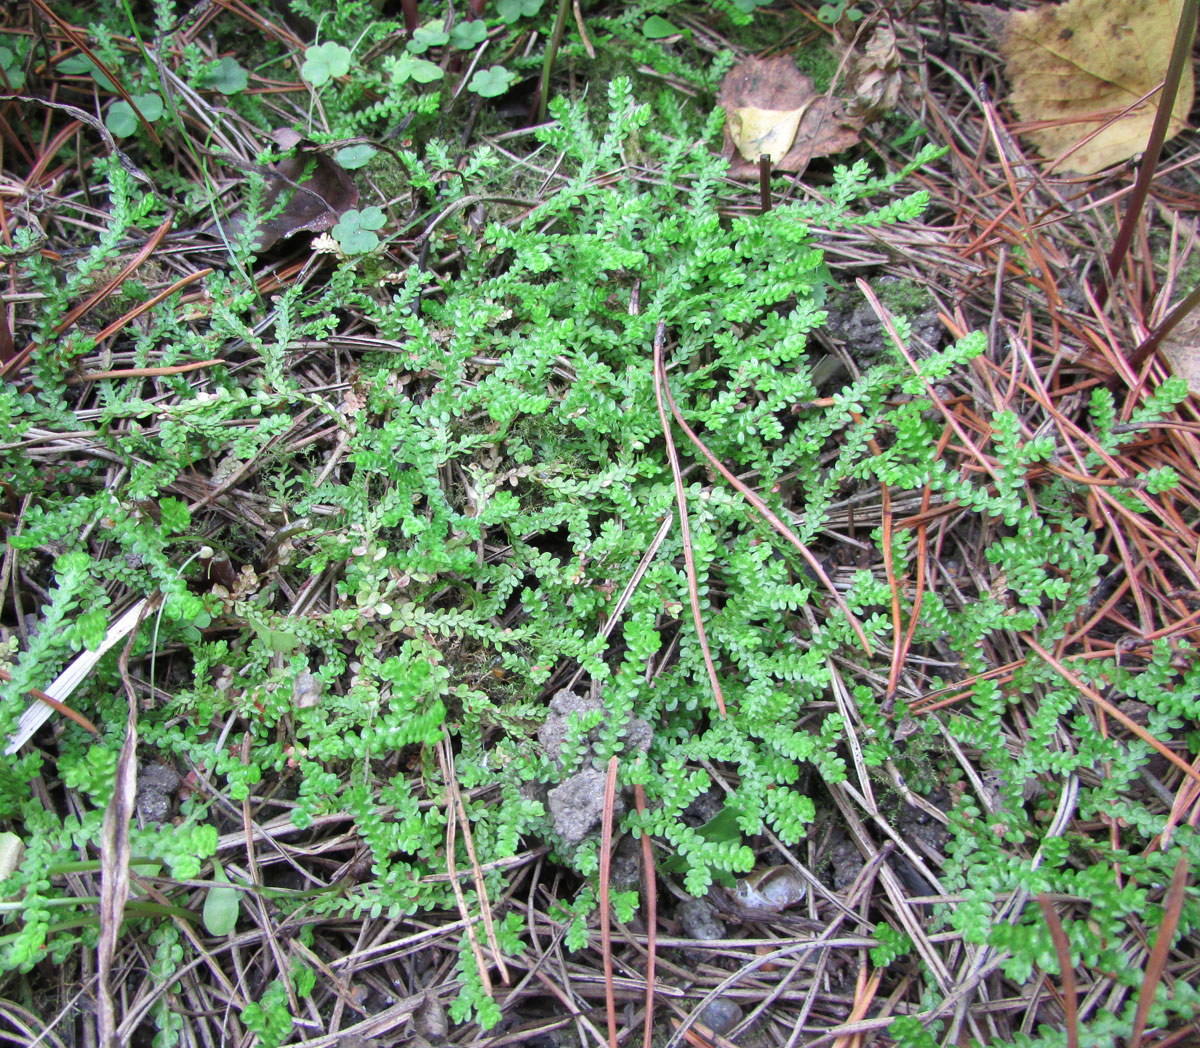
971,0,1195,174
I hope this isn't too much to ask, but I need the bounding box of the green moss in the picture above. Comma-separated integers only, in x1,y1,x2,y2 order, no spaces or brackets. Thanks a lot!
791,35,839,92
876,277,932,317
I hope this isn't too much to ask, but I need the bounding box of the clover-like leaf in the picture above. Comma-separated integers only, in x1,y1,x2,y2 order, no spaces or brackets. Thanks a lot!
468,65,517,99
335,144,378,170
209,56,248,95
496,0,543,23
106,103,136,137
392,53,444,85
449,20,488,49
0,46,26,89
59,53,117,90
301,41,352,87
407,24,450,54
642,16,679,38
332,206,387,255
105,93,163,138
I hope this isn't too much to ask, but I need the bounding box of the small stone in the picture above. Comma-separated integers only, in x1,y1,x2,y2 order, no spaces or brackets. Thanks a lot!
678,898,726,941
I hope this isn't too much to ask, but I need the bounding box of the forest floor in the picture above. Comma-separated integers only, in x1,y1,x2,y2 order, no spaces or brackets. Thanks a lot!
1,1,1199,1046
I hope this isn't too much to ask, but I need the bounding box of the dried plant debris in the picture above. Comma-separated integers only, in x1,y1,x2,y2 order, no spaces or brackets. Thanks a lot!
971,0,1194,174
717,55,860,175
1160,308,1200,394
840,24,902,124
222,128,359,251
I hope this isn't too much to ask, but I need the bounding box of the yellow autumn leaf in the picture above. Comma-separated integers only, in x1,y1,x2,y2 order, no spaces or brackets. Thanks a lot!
729,106,808,165
982,0,1194,175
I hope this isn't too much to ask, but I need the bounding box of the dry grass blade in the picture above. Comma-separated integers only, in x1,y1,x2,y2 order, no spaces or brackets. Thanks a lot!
600,755,619,1048
652,320,727,718
1128,853,1191,1048
97,607,151,1048
1035,894,1079,1048
5,599,150,754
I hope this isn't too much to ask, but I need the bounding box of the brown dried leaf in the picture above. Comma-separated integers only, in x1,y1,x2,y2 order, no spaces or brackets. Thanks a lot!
842,25,902,124
973,0,1194,175
1161,308,1200,394
226,129,359,251
717,56,860,177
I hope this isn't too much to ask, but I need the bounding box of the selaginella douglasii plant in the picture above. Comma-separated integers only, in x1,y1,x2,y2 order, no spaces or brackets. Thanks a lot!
1,0,1199,1044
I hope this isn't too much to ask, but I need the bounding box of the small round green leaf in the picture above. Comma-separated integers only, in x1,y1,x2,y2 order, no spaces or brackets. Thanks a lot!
58,54,92,74
76,607,108,652
335,144,378,169
159,496,191,533
105,101,137,138
134,93,164,121
356,206,387,231
496,0,543,22
0,47,26,89
210,57,248,95
60,54,116,90
392,54,443,85
407,24,449,54
449,20,488,49
202,860,240,936
301,41,352,87
468,65,516,99
642,16,679,38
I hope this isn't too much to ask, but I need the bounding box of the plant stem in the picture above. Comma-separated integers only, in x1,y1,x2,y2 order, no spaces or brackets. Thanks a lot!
1100,0,1198,310
1125,278,1200,376
537,0,571,125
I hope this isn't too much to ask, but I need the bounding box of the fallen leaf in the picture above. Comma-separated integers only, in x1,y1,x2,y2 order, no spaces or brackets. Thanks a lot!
1160,307,1200,394
729,106,808,165
225,129,359,251
841,24,901,123
718,56,860,177
972,0,1194,175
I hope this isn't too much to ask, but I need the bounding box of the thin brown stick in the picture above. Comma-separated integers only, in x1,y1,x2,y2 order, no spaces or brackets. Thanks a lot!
651,321,727,717
1035,894,1079,1048
633,783,657,1048
1128,853,1191,1048
599,755,619,1048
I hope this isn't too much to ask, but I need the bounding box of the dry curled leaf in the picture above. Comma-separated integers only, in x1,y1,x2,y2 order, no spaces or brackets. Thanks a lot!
718,56,860,177
972,0,1194,175
225,129,359,251
841,25,902,124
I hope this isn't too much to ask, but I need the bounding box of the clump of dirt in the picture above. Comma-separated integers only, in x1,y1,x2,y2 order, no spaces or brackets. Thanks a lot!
534,688,653,845
136,763,180,826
